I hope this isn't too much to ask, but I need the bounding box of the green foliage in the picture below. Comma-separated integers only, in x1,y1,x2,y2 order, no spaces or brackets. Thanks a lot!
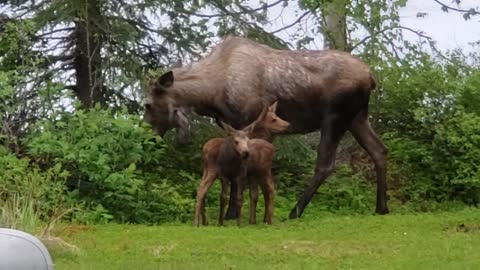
379,54,480,205
0,150,70,233
2,0,281,109
312,165,376,214
272,135,316,196
26,108,194,224
0,19,66,153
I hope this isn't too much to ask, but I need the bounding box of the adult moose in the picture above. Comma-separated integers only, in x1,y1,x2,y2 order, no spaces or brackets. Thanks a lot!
144,36,389,219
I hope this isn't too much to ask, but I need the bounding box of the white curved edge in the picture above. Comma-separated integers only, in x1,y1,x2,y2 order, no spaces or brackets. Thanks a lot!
0,228,54,270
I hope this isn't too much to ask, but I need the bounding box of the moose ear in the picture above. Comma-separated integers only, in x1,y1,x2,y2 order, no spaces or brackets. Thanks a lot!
268,101,278,112
157,71,174,88
148,79,165,96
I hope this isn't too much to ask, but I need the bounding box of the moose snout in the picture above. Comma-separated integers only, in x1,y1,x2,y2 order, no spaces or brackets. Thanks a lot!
241,151,250,159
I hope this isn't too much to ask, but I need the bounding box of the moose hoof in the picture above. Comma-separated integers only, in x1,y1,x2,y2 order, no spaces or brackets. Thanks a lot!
375,207,389,215
224,211,237,220
288,207,301,220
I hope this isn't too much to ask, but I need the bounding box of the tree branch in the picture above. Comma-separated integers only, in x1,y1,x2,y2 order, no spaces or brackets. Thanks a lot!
398,26,432,40
270,11,311,34
108,15,160,34
349,25,432,52
37,27,75,38
46,54,74,64
187,0,285,18
433,0,480,16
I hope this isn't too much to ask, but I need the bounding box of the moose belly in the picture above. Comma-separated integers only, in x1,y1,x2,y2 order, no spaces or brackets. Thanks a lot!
274,90,367,134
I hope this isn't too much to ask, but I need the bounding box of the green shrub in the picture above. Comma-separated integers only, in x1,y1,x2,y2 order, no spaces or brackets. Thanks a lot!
0,151,69,233
380,56,480,205
26,108,194,223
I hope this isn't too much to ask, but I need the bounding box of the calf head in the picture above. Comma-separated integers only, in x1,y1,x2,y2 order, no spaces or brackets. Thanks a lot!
260,102,290,134
221,121,255,160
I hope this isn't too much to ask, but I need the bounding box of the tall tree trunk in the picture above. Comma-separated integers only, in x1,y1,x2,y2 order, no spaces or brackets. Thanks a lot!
320,0,348,51
72,0,104,108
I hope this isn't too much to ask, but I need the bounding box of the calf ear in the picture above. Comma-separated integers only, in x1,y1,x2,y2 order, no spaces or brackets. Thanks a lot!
220,121,236,135
243,122,256,135
157,71,174,88
268,101,278,112
247,106,268,132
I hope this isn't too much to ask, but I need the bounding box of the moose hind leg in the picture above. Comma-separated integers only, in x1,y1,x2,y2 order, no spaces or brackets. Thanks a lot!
289,124,346,219
349,111,389,214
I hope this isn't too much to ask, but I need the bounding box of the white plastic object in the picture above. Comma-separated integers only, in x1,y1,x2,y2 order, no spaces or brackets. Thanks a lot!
0,228,54,270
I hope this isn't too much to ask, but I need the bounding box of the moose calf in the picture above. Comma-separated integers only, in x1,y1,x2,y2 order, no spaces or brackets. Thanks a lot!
194,102,289,226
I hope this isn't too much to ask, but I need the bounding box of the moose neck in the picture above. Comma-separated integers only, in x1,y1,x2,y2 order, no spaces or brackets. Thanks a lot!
170,69,222,114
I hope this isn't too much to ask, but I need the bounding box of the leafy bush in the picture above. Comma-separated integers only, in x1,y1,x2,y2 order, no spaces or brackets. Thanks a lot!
0,150,70,233
380,56,480,205
26,108,194,223
272,134,316,196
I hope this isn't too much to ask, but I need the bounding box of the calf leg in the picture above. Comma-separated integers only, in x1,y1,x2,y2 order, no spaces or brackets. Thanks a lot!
194,170,217,226
235,178,245,226
219,178,229,225
261,174,275,224
201,197,208,225
249,182,259,224
224,180,238,220
349,110,389,214
289,124,346,219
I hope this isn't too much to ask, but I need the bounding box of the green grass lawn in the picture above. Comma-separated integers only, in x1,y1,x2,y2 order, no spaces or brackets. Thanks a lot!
51,208,480,270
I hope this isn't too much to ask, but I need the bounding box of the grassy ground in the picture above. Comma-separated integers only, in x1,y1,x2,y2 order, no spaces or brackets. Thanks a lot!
51,208,480,270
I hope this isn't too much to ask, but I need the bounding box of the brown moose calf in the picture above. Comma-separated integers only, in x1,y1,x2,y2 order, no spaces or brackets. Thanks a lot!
235,138,275,225
194,102,288,226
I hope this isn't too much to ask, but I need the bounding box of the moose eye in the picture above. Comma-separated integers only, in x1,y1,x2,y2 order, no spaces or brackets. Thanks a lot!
145,104,152,110
272,119,277,123
234,140,239,145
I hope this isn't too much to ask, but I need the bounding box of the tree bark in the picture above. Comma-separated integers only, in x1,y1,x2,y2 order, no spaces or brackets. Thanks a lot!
72,0,105,108
320,0,348,51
